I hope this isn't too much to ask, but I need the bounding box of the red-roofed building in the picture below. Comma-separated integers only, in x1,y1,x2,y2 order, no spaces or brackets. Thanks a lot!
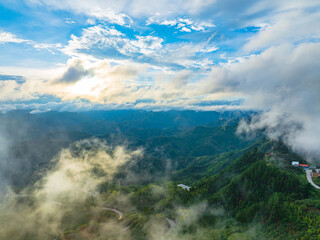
299,164,309,167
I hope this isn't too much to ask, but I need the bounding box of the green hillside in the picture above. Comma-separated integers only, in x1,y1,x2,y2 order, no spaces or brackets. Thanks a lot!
1,112,319,240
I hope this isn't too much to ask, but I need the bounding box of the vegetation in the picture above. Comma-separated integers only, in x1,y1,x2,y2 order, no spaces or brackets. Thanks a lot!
1,110,319,239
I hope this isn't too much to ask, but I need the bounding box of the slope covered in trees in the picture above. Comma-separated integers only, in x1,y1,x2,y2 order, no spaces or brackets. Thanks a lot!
0,111,319,240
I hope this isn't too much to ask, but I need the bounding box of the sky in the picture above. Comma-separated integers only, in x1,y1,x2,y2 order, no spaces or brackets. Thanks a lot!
0,0,317,111
0,0,320,157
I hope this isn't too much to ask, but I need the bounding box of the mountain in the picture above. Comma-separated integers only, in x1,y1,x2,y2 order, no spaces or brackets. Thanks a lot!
0,110,319,240
0,110,255,190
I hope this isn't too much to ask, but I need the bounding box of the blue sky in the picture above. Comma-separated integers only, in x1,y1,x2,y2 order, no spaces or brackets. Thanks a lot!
0,0,319,115
0,0,319,164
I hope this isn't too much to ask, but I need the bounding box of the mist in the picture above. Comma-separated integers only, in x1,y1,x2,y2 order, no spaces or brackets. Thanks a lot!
203,43,320,161
0,138,143,240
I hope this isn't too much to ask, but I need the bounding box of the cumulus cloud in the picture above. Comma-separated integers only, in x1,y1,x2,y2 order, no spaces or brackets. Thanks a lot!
62,24,218,71
0,53,237,112
55,58,93,83
146,17,215,32
0,79,36,101
243,9,320,52
55,57,216,109
1,0,319,152
202,42,320,159
0,31,28,44
0,66,65,102
63,25,163,58
87,7,132,26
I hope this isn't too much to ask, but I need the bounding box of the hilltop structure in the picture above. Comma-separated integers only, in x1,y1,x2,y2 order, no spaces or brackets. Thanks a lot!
292,161,320,178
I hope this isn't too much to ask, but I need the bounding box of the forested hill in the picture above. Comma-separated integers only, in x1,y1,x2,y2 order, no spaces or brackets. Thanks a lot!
0,110,256,190
103,141,320,239
180,144,320,239
1,111,320,240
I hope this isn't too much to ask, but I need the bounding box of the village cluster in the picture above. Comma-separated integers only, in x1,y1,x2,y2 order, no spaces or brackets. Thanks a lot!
292,162,320,178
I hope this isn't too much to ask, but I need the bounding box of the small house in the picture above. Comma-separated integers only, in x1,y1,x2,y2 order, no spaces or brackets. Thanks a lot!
298,164,309,168
291,161,299,166
177,184,191,191
312,172,320,178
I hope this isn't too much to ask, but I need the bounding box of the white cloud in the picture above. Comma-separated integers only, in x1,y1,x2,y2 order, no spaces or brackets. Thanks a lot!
86,18,96,25
63,25,163,57
32,43,62,54
65,18,75,24
202,42,320,159
180,27,192,32
27,0,216,19
1,1,319,163
0,80,29,101
28,0,132,26
0,55,219,111
0,31,28,44
200,45,218,53
55,58,93,83
159,20,177,26
129,36,163,55
243,10,320,52
147,17,215,32
0,30,62,55
0,65,69,102
87,7,132,26
24,0,320,33
61,23,219,70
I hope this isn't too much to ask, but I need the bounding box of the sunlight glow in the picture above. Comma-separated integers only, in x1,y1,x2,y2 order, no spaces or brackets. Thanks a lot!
64,77,103,97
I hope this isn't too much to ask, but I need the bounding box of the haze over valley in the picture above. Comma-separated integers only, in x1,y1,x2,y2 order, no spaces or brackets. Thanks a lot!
0,0,319,239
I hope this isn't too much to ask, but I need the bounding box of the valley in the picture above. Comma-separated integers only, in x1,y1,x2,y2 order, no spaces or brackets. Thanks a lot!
0,110,319,240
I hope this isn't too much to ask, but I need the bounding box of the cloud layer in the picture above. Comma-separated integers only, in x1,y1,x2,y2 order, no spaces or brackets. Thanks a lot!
0,0,319,157
222,43,320,159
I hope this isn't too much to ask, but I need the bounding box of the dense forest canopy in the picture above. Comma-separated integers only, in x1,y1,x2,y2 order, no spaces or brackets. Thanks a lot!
0,110,319,240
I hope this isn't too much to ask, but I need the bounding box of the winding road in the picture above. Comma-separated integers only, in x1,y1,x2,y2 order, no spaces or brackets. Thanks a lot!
165,217,176,234
165,217,176,229
12,194,176,233
306,170,320,189
101,207,124,220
